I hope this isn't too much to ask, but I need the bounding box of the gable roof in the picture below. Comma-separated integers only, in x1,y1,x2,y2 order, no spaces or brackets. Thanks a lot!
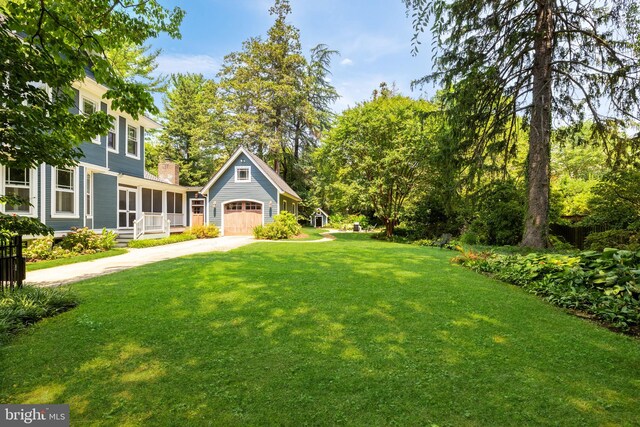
201,147,302,201
315,208,329,217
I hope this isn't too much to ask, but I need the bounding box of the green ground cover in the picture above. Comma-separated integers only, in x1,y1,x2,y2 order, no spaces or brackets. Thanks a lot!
1,234,638,425
26,249,128,272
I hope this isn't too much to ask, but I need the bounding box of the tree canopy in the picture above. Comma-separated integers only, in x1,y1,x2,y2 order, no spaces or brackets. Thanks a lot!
315,86,437,236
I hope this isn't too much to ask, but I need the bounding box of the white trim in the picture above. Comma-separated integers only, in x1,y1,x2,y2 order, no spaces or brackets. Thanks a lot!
126,124,141,159
220,198,265,237
50,166,80,219
85,170,93,220
234,166,251,183
276,192,280,216
283,199,287,213
117,186,137,229
0,166,38,217
40,165,46,223
201,147,281,194
78,162,119,176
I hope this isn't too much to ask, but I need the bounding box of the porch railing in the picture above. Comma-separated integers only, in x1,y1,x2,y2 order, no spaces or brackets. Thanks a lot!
133,213,171,240
167,213,185,227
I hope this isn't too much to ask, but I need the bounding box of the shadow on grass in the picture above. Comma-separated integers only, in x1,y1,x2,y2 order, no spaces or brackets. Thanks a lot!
1,235,639,425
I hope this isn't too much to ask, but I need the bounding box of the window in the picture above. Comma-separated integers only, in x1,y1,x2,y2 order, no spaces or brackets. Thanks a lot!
82,98,100,144
166,192,184,214
235,166,250,183
86,172,92,217
127,125,139,158
4,168,31,213
53,168,77,216
107,116,117,151
141,188,162,213
283,200,287,212
225,202,243,211
245,202,261,211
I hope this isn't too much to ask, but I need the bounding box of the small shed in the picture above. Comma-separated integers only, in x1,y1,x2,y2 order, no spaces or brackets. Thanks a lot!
311,208,329,228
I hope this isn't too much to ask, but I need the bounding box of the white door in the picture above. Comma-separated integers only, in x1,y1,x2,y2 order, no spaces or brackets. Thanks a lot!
118,188,137,228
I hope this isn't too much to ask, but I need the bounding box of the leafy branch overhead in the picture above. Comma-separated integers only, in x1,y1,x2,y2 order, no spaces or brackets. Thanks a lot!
0,0,184,169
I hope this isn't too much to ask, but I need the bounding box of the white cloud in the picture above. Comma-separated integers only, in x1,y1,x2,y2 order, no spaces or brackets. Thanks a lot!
340,58,354,66
155,54,219,77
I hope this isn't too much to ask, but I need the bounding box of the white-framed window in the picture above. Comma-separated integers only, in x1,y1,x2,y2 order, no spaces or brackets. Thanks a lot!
2,167,36,216
86,171,92,218
235,166,251,183
52,167,79,218
283,200,287,212
107,115,118,152
82,97,100,144
127,125,139,158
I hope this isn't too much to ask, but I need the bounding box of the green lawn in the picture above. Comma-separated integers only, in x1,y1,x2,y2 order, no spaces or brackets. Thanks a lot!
2,234,639,425
292,226,331,240
26,249,128,272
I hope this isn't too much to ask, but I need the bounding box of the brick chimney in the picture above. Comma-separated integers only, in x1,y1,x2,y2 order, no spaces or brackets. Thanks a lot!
158,161,180,185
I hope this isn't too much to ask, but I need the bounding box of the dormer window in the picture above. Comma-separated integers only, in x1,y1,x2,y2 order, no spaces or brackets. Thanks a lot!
235,166,250,183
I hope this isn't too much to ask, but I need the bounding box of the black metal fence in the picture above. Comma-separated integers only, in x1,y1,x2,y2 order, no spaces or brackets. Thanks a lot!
550,223,610,250
0,235,25,292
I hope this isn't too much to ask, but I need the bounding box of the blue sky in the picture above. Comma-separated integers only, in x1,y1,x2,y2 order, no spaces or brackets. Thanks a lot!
151,0,435,112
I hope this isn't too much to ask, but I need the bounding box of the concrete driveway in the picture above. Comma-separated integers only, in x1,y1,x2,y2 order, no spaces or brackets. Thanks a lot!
25,236,255,287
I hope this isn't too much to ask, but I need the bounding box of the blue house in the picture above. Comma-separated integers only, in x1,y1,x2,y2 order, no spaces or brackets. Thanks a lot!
3,76,190,240
199,147,302,236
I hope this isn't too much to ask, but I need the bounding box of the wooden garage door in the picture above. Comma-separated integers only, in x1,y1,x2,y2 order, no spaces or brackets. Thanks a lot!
224,201,262,235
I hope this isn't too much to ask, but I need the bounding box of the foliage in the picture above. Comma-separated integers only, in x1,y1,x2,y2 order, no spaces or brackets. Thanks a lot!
186,224,220,239
585,230,640,252
327,214,372,231
315,88,437,237
0,1,183,170
467,180,525,246
106,42,167,93
25,228,117,262
405,0,640,247
253,211,301,240
59,227,117,253
456,249,640,330
585,169,640,229
154,74,225,186
0,286,78,343
127,233,196,248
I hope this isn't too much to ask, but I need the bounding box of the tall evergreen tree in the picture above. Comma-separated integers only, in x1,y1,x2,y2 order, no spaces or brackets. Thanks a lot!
156,74,224,186
404,0,640,247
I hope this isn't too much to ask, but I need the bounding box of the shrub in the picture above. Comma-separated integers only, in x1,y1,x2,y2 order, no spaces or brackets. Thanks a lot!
60,227,117,252
24,236,55,261
584,229,639,251
186,224,220,239
128,233,196,248
0,286,78,343
253,212,301,240
455,248,640,331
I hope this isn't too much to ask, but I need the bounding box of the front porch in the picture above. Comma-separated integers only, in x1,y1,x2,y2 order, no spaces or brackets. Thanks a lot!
117,177,188,240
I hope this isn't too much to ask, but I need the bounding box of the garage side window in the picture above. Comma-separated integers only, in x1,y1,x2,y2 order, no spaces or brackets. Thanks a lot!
235,166,250,183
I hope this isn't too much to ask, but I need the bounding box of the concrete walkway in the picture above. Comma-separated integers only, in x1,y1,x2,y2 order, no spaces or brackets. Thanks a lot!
25,236,255,287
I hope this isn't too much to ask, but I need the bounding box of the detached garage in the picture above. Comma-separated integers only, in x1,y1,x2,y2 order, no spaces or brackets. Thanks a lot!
200,147,302,236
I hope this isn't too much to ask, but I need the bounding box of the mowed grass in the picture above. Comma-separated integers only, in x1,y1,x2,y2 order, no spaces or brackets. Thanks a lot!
1,234,639,426
26,249,129,272
291,226,331,241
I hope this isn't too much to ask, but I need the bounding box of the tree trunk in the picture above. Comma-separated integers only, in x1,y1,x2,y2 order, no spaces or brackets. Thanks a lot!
385,218,395,237
521,0,554,248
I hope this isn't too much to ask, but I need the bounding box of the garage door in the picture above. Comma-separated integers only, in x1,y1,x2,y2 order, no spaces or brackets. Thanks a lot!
224,201,262,235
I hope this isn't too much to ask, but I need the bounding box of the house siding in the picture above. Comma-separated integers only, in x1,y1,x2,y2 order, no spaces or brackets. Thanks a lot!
280,194,298,214
93,173,118,229
207,153,278,229
73,88,107,167
108,117,144,178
